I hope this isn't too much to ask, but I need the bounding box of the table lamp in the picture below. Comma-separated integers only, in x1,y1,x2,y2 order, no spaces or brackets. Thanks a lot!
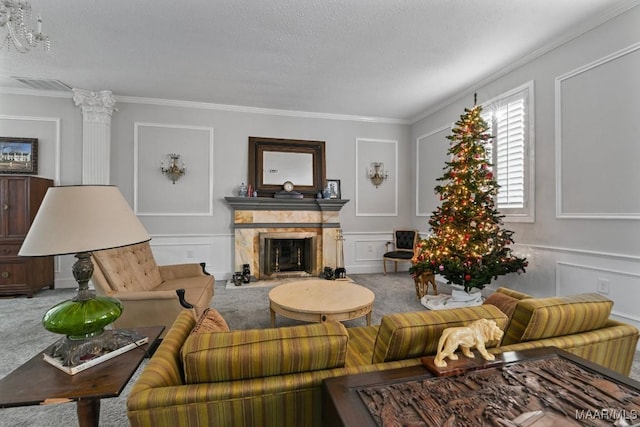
19,185,150,366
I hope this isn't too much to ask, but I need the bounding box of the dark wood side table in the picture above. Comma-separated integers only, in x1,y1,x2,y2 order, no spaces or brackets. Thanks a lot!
0,326,163,427
323,347,640,426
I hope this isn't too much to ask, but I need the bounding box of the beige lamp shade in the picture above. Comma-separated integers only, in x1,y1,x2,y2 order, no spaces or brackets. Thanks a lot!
19,185,150,256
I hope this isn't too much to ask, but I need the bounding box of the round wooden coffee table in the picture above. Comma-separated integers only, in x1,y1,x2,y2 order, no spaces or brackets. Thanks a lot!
269,279,375,327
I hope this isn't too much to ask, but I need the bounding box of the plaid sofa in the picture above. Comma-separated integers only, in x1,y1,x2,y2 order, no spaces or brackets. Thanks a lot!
127,288,639,427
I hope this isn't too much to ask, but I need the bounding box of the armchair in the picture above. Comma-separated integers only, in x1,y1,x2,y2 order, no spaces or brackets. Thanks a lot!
383,229,418,275
90,241,214,336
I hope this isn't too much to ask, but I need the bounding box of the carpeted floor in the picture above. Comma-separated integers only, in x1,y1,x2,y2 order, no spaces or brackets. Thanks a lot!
1,273,639,426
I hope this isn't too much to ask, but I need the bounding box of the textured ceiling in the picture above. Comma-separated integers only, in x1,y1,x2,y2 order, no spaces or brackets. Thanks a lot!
0,0,635,121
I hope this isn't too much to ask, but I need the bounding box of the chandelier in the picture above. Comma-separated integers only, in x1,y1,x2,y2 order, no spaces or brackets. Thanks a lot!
0,1,50,53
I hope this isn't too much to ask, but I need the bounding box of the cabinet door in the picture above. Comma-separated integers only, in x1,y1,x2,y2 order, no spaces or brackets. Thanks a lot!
0,260,27,286
0,176,29,239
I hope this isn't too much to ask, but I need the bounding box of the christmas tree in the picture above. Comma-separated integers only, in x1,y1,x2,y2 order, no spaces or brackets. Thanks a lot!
411,104,527,291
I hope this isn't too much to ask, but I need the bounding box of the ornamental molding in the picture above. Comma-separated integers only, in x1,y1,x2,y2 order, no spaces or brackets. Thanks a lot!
72,88,116,124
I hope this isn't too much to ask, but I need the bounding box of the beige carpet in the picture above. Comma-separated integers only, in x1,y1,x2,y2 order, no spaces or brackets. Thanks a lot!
1,273,639,426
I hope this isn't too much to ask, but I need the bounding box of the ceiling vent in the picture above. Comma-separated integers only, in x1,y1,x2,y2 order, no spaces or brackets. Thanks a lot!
12,77,72,91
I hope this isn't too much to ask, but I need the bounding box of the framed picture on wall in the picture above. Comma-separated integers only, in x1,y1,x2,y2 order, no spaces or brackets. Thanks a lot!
0,137,38,174
327,179,341,199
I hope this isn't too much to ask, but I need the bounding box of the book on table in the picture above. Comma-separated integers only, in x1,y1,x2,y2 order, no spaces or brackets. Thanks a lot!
42,329,148,375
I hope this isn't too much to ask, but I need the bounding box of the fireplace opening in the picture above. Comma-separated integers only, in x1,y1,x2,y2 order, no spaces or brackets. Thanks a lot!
260,232,317,279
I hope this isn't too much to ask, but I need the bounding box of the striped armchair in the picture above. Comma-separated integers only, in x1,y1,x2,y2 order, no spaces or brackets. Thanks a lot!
127,289,639,427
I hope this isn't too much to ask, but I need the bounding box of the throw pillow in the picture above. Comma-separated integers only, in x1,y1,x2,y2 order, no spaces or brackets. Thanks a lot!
483,292,519,319
191,308,230,334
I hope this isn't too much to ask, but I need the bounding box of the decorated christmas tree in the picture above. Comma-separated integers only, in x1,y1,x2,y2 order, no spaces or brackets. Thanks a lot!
411,104,527,291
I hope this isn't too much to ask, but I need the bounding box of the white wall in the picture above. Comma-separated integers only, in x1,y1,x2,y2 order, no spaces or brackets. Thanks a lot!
410,6,640,331
0,92,410,286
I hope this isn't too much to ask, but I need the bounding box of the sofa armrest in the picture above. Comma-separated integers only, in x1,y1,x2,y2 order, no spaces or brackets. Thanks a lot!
104,290,195,333
111,289,196,309
106,289,184,301
492,320,639,376
129,311,195,393
159,263,209,281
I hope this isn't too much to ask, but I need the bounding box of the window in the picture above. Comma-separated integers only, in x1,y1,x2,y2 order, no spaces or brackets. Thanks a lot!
481,81,535,222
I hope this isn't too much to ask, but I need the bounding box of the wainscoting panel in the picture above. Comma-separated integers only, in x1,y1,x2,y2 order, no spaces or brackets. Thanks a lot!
345,232,396,274
557,261,640,324
150,234,231,279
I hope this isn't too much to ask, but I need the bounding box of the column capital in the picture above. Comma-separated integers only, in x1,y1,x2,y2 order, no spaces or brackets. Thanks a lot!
72,89,116,123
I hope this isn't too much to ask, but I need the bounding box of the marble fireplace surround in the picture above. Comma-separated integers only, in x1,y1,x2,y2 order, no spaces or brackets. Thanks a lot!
225,197,349,280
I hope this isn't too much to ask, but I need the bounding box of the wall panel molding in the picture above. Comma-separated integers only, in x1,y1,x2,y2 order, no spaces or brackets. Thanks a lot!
0,115,61,184
416,125,450,217
134,122,214,216
555,42,640,219
149,233,231,280
355,138,398,217
556,261,640,325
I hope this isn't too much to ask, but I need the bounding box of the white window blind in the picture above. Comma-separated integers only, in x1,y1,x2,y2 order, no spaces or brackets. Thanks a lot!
481,82,534,222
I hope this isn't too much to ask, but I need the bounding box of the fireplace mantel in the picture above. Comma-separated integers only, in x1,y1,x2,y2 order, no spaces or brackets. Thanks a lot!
225,197,349,279
224,197,349,212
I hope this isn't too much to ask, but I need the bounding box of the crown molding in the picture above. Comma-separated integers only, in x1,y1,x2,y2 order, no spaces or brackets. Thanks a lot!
409,0,640,124
115,95,410,124
0,86,409,124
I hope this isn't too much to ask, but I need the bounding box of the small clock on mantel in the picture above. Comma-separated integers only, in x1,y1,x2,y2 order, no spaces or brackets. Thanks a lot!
274,181,303,199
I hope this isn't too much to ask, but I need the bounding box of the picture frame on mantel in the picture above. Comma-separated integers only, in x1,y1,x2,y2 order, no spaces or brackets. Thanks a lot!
0,137,38,174
327,179,341,199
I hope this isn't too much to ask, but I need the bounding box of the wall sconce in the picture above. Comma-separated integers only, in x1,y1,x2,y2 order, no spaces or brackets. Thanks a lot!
368,162,388,188
160,153,186,184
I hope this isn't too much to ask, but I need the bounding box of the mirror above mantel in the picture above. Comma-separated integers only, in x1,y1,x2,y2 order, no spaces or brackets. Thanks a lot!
248,137,326,198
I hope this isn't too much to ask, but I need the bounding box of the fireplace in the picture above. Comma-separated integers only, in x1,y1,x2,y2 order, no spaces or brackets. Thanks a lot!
225,197,348,281
260,232,316,278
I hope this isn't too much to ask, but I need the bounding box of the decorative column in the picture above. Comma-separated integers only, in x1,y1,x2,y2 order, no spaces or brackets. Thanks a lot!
72,89,116,185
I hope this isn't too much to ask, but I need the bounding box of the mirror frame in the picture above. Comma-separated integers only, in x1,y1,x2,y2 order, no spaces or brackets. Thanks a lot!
249,137,326,198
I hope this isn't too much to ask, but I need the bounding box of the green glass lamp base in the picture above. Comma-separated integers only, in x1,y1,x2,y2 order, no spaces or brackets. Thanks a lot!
39,252,130,367
42,295,123,339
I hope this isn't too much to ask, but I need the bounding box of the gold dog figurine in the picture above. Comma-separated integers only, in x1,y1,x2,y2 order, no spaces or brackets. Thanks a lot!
433,318,504,368
413,271,437,299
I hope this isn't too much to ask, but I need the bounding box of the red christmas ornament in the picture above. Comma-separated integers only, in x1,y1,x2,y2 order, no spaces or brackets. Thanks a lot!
465,274,471,281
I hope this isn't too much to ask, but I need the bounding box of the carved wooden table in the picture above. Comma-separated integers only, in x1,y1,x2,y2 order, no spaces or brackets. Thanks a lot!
0,326,163,427
269,279,375,327
323,347,640,426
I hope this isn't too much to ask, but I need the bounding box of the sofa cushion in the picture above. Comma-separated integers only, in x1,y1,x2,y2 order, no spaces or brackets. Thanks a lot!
372,305,508,363
502,293,614,346
181,322,349,384
345,325,379,367
191,308,229,334
93,244,162,292
483,292,519,319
